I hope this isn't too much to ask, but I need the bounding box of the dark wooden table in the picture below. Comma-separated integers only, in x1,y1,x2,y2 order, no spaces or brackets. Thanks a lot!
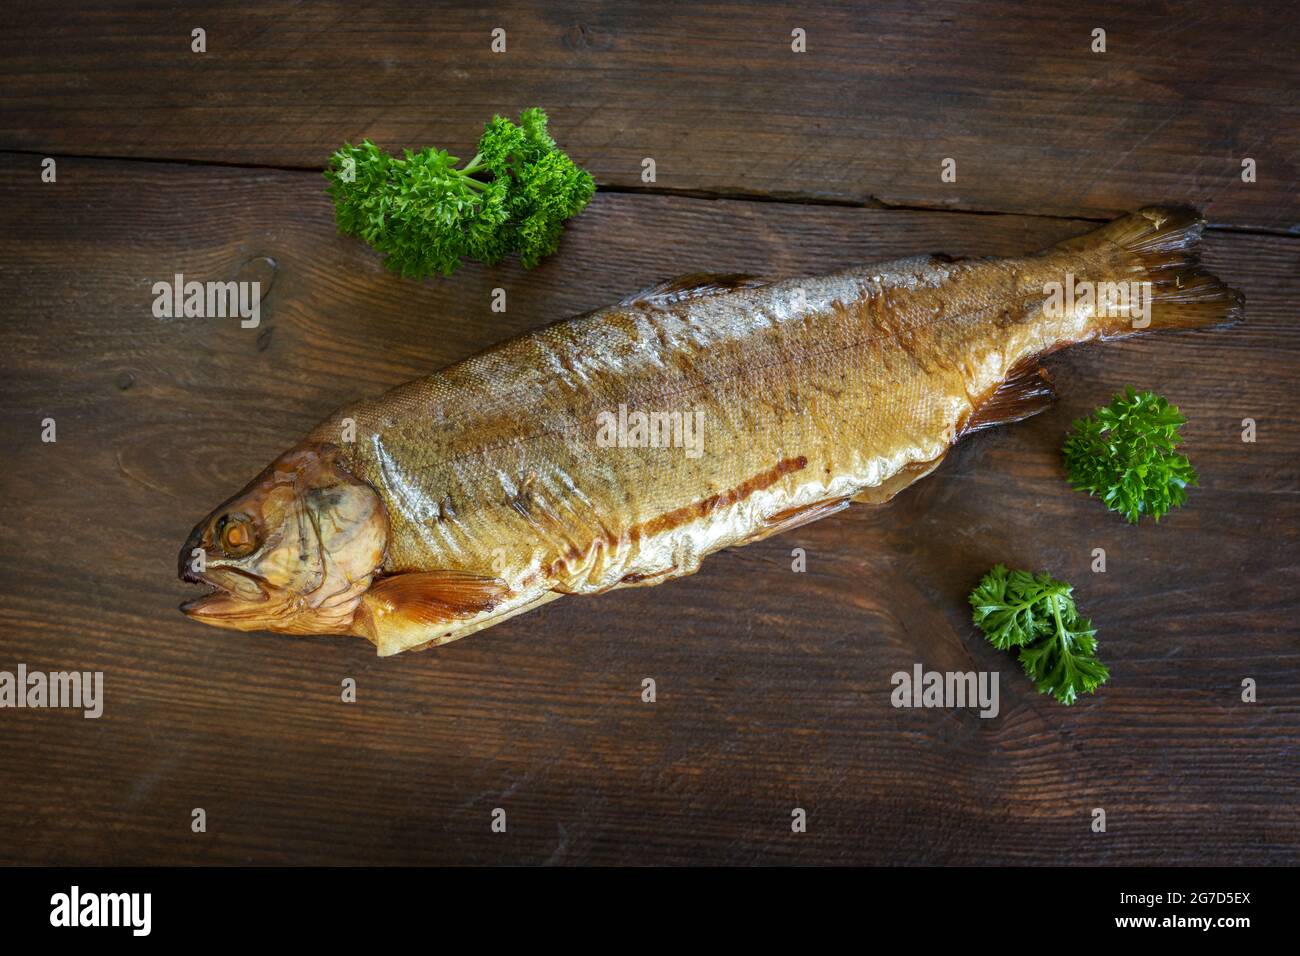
1,1,1296,866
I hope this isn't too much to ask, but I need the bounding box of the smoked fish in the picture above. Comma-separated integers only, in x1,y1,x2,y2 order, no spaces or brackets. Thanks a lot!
178,207,1241,655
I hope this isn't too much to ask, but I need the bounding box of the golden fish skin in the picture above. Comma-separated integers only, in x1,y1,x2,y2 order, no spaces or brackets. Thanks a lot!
179,207,1241,655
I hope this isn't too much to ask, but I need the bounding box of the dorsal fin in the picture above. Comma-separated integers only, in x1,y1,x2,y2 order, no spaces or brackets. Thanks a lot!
619,272,769,309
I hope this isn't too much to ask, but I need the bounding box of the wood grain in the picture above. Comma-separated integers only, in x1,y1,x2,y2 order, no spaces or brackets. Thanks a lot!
0,154,1296,864
1,1,1296,230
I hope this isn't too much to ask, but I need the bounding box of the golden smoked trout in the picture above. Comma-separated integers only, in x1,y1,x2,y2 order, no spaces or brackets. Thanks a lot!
179,208,1241,655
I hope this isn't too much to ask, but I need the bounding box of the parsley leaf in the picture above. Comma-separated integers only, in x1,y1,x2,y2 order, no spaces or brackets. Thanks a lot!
969,564,1110,705
324,108,595,279
1062,388,1197,523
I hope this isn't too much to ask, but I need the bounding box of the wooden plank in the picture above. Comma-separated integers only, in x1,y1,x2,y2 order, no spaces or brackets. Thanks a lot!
0,155,1296,864
1,0,1296,229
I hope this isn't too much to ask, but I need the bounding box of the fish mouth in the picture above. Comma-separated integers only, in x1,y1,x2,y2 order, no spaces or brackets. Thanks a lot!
179,566,269,617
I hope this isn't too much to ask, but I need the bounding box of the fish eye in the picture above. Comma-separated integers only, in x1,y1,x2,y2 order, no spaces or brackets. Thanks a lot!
215,513,257,558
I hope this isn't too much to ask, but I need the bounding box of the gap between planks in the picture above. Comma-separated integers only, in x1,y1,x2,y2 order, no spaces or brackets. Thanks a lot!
2,147,1294,240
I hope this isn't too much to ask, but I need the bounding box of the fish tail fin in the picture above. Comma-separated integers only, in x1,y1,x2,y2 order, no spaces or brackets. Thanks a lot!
1056,206,1245,338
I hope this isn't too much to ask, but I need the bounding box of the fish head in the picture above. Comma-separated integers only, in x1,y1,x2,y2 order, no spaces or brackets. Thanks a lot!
178,444,388,635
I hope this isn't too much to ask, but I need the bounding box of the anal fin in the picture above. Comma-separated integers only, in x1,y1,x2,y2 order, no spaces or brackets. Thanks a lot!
962,361,1055,435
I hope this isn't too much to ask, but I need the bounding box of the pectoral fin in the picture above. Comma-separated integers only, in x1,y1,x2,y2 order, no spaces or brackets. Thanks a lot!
350,571,512,653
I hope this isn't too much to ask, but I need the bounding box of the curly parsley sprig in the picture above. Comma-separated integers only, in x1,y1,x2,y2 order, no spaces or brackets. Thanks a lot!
1062,388,1197,523
969,565,1109,705
324,107,595,279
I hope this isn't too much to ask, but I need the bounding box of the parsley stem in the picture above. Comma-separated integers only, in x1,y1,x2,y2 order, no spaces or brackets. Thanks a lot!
1050,593,1067,648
